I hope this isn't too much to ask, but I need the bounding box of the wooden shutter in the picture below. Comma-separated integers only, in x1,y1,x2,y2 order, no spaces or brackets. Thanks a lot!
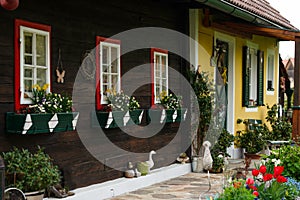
257,50,264,106
242,46,250,107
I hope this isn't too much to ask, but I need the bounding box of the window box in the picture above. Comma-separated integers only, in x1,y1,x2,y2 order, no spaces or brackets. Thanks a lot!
96,109,144,129
5,112,79,134
146,108,187,124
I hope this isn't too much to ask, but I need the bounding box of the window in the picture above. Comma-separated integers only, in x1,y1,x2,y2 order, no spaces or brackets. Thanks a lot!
96,36,121,110
242,45,264,107
267,49,275,91
151,48,168,104
14,19,51,111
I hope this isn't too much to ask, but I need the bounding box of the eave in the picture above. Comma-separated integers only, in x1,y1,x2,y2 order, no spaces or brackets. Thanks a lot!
211,21,300,41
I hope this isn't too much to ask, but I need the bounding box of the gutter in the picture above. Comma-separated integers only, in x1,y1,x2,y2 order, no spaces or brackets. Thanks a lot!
195,0,286,30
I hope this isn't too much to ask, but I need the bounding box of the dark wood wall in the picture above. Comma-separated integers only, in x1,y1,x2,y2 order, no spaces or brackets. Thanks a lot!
0,0,190,189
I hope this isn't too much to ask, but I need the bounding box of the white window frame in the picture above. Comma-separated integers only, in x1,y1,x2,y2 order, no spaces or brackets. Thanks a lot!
266,49,275,95
153,51,168,104
20,26,50,104
99,41,121,104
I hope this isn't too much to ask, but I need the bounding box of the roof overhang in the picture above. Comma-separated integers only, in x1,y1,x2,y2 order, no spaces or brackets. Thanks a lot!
194,0,300,41
212,21,300,41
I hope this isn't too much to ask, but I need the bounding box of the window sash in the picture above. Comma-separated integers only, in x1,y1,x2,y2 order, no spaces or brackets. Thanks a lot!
20,26,50,104
242,46,264,107
267,51,275,91
100,42,121,104
153,51,168,104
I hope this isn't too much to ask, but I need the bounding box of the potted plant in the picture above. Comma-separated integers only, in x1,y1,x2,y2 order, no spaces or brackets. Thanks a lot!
96,90,142,128
210,128,234,173
2,146,61,200
147,90,186,124
235,119,268,158
6,84,79,134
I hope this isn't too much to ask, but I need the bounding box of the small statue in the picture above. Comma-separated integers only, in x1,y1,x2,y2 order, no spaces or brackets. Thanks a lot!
202,141,213,170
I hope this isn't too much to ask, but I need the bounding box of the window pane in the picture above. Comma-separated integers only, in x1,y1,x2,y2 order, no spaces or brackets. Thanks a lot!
103,74,108,83
24,32,33,54
24,56,33,65
37,68,46,83
24,68,32,78
162,63,166,78
111,47,118,72
102,46,108,64
24,80,32,92
111,75,118,89
36,35,46,66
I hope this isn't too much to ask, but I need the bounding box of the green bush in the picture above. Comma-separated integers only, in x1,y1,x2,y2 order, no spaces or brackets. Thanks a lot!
2,146,61,192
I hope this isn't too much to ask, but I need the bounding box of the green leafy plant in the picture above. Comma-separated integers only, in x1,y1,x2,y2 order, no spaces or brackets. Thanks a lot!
211,128,234,171
189,69,213,155
265,104,292,141
217,179,255,200
235,119,268,154
27,84,72,114
2,146,61,192
158,90,182,109
262,145,300,181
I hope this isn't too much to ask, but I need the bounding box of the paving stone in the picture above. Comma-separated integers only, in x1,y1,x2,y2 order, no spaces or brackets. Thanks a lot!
151,194,177,199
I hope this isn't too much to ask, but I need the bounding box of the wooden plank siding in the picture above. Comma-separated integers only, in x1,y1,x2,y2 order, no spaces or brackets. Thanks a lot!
0,0,190,189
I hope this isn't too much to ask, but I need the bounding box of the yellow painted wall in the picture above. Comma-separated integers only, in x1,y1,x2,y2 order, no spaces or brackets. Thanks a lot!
198,9,279,134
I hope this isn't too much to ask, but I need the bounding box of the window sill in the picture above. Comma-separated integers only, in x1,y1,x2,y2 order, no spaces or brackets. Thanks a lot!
245,107,258,112
266,90,275,96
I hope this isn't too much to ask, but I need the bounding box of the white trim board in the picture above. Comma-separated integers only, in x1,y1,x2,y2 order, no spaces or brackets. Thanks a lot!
44,163,191,200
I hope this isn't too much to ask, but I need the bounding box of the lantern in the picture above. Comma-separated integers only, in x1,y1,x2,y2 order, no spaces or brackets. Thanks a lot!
0,156,4,200
0,0,19,11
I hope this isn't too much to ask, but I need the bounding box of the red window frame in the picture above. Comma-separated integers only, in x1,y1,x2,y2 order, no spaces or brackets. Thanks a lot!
150,48,168,106
95,36,121,110
14,19,52,112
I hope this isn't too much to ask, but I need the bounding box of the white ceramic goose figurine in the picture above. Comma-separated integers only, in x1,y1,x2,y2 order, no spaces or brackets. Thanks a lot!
145,150,156,170
202,141,213,170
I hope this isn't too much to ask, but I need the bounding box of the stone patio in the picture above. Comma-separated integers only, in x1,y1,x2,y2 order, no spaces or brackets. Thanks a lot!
107,172,224,200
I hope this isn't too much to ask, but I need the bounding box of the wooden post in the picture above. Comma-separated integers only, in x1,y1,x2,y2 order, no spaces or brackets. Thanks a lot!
292,36,300,141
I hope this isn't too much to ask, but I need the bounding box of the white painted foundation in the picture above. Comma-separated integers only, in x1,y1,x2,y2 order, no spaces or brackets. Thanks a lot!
44,163,191,200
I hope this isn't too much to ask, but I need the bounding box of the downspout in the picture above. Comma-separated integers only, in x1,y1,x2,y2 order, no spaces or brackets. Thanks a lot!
196,0,286,29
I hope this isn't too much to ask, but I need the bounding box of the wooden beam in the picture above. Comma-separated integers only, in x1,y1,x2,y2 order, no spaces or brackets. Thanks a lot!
213,21,300,41
292,36,300,141
211,22,253,39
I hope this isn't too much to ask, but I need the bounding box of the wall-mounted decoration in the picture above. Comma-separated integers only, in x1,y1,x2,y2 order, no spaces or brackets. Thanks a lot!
56,48,65,84
80,50,96,80
0,0,19,10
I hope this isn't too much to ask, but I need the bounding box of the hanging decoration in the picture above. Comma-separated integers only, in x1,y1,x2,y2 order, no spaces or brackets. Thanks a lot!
56,48,65,84
214,40,228,85
0,0,19,10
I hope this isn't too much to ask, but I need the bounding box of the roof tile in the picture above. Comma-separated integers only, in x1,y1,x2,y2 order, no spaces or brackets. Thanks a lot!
225,0,298,30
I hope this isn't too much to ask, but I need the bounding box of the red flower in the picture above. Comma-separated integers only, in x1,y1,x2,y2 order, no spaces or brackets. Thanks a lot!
276,175,287,183
263,173,273,182
249,185,257,190
273,166,284,178
252,169,259,176
253,191,259,197
259,165,267,174
246,178,254,185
